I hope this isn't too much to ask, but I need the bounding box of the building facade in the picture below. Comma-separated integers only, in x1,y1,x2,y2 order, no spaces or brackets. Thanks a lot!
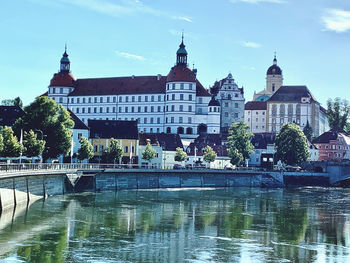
47,39,219,139
244,101,267,133
211,73,245,131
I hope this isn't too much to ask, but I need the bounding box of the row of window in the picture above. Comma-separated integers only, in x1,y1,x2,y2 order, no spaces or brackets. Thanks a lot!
220,93,240,99
166,94,193,101
223,102,240,108
225,112,240,118
166,83,193,90
318,144,350,150
271,104,301,116
51,87,73,94
165,117,192,124
70,95,165,104
94,145,135,153
247,111,266,115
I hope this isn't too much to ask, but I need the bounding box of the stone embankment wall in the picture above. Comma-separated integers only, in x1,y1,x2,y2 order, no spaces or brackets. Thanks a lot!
0,172,69,213
92,170,284,191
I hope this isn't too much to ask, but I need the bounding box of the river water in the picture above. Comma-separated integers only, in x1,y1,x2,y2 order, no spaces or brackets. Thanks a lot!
0,188,349,263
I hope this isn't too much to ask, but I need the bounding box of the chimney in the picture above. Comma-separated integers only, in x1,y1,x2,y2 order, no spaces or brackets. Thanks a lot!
157,74,161,80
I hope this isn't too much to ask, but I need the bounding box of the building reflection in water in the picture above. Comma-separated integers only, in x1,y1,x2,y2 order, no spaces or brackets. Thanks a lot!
0,188,349,263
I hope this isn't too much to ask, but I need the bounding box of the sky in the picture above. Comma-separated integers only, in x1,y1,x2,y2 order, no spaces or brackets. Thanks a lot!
1,0,350,107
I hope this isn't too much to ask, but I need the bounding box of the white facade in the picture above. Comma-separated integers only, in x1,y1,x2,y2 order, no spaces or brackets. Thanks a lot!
245,109,267,133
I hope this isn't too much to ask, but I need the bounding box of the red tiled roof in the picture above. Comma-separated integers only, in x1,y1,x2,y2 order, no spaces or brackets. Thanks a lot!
50,72,76,87
166,65,196,82
40,91,48,97
64,75,210,97
68,109,89,130
245,101,267,110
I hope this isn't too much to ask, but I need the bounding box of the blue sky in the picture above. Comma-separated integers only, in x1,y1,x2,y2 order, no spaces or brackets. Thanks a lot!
1,0,350,107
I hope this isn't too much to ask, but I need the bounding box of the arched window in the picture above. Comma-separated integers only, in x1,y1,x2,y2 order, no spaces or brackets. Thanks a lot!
228,94,232,100
296,104,301,116
288,104,293,115
177,127,184,134
198,124,207,134
272,104,277,116
186,127,193,134
166,127,171,133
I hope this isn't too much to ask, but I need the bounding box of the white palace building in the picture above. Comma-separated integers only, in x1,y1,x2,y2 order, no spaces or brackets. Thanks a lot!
47,39,222,139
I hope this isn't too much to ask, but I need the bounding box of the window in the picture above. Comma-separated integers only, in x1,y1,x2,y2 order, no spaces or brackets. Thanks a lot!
167,84,169,90
180,94,184,100
52,88,56,94
189,84,193,90
180,83,184,90
225,112,228,117
107,97,110,103
150,118,154,124
88,97,91,103
83,98,86,103
235,103,238,108
188,117,192,124
166,117,168,123
71,98,74,103
82,108,85,113
94,107,97,113
100,97,103,103
166,106,168,112
157,128,160,133
199,98,203,104
167,95,169,101
145,96,148,102
188,105,192,112
119,107,122,113
179,117,183,123
88,107,91,113
60,88,63,93
180,105,183,112
138,96,141,102
157,106,161,112
272,105,277,115
77,98,80,103
151,96,154,102
59,97,63,103
144,118,147,124
138,106,141,112
150,128,153,133
225,102,229,107
234,113,238,118
99,145,104,152
144,106,147,112
125,107,128,113
151,106,154,112
131,107,134,113
119,97,122,102
113,107,116,113
94,97,97,103
100,107,103,113
158,95,161,101
171,105,175,111
172,83,175,89
113,97,116,103
171,117,174,123
198,108,202,114
132,96,135,102
76,108,80,113
125,96,128,102
124,146,128,153
172,94,175,100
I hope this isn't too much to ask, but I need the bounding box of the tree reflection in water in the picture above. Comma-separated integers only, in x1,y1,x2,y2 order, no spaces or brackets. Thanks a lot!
0,188,349,263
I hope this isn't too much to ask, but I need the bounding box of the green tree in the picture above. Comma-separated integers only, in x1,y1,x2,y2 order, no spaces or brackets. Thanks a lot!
1,99,14,106
142,142,157,162
1,126,24,157
327,97,350,130
77,137,94,161
303,121,313,142
174,147,187,162
203,145,217,164
13,97,23,108
14,96,74,161
275,123,309,166
23,130,45,157
227,122,254,166
0,133,3,153
105,138,123,164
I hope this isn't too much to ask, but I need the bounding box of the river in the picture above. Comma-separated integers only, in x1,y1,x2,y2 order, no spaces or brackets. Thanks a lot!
0,187,349,262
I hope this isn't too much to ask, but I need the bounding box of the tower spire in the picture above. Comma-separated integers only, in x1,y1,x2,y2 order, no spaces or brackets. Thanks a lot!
176,33,188,66
60,44,70,73
273,52,277,65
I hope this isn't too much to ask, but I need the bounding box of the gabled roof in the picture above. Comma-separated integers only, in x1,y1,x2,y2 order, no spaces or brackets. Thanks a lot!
88,120,138,140
68,109,88,130
312,128,349,144
187,133,228,156
268,86,317,103
0,106,25,127
245,101,267,110
139,132,183,151
251,133,276,149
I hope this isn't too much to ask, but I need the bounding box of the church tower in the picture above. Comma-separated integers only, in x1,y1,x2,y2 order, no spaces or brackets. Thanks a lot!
266,54,283,94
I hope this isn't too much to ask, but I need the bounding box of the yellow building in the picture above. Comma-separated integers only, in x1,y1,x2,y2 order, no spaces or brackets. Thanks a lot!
89,120,139,164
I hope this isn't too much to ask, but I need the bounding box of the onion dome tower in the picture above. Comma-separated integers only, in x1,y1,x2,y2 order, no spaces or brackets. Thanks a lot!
266,54,283,94
48,45,76,107
165,34,197,136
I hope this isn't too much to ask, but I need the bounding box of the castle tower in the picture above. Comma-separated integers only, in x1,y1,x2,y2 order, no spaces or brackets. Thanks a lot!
207,96,221,134
266,54,283,94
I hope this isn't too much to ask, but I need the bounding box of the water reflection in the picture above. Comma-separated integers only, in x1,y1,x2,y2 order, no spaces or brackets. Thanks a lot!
0,188,349,262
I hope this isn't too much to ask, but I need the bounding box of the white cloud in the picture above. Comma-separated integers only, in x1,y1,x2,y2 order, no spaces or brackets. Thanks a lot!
322,9,350,33
241,41,261,48
172,16,193,23
230,0,286,4
115,51,146,61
